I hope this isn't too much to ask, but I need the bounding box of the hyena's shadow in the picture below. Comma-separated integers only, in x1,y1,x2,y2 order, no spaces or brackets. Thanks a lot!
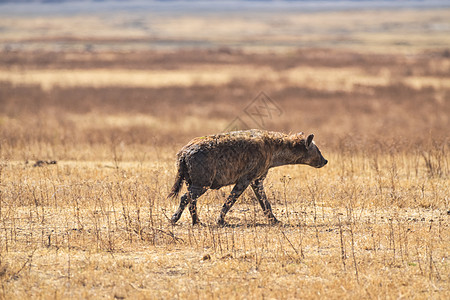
206,221,303,229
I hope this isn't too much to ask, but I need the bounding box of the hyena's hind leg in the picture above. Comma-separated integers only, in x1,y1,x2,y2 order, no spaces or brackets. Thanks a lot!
250,178,279,224
171,186,207,225
217,180,250,226
171,193,189,224
187,185,208,225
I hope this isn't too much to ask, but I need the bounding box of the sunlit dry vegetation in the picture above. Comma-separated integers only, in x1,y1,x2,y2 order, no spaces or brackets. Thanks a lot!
0,5,449,299
0,46,448,299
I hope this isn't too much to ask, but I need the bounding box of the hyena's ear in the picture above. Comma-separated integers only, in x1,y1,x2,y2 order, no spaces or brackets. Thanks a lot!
306,134,314,148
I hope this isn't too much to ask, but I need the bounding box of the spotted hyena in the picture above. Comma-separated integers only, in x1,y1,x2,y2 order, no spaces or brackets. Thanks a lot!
168,129,328,225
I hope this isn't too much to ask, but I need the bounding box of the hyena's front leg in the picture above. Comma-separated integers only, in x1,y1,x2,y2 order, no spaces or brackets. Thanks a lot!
250,179,279,224
217,180,250,226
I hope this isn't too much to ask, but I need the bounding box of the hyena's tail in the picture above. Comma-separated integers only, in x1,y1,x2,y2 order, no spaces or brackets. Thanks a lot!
168,158,186,199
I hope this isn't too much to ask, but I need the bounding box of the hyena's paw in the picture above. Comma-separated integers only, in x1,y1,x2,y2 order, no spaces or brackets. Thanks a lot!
217,218,228,227
192,220,206,227
268,216,281,225
170,215,181,225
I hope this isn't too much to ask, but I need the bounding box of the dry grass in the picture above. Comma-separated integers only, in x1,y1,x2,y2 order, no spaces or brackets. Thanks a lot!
1,64,450,92
1,48,449,154
0,26,449,299
0,152,448,299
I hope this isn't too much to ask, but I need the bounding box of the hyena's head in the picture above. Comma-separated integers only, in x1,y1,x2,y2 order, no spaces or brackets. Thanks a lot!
292,134,328,168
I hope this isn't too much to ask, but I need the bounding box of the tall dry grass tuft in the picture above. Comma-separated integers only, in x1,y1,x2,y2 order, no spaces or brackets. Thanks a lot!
422,139,449,179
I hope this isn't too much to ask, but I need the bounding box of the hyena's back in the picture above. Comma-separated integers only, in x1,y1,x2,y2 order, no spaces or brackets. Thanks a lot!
179,131,275,189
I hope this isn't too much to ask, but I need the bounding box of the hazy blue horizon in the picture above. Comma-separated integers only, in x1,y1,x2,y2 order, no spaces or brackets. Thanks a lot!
1,0,450,17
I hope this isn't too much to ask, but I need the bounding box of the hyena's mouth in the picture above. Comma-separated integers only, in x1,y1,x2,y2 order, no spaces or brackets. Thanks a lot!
317,159,328,168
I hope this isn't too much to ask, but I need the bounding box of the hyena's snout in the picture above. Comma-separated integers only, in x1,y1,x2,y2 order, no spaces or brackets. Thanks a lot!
304,134,328,168
312,152,328,168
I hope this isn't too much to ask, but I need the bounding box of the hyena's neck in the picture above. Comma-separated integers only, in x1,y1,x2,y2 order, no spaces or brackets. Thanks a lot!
270,144,298,168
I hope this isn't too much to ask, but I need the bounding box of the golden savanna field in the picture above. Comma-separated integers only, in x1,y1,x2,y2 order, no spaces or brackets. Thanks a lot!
0,2,449,299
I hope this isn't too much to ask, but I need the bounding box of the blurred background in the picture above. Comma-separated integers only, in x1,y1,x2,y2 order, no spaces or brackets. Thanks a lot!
0,0,449,161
